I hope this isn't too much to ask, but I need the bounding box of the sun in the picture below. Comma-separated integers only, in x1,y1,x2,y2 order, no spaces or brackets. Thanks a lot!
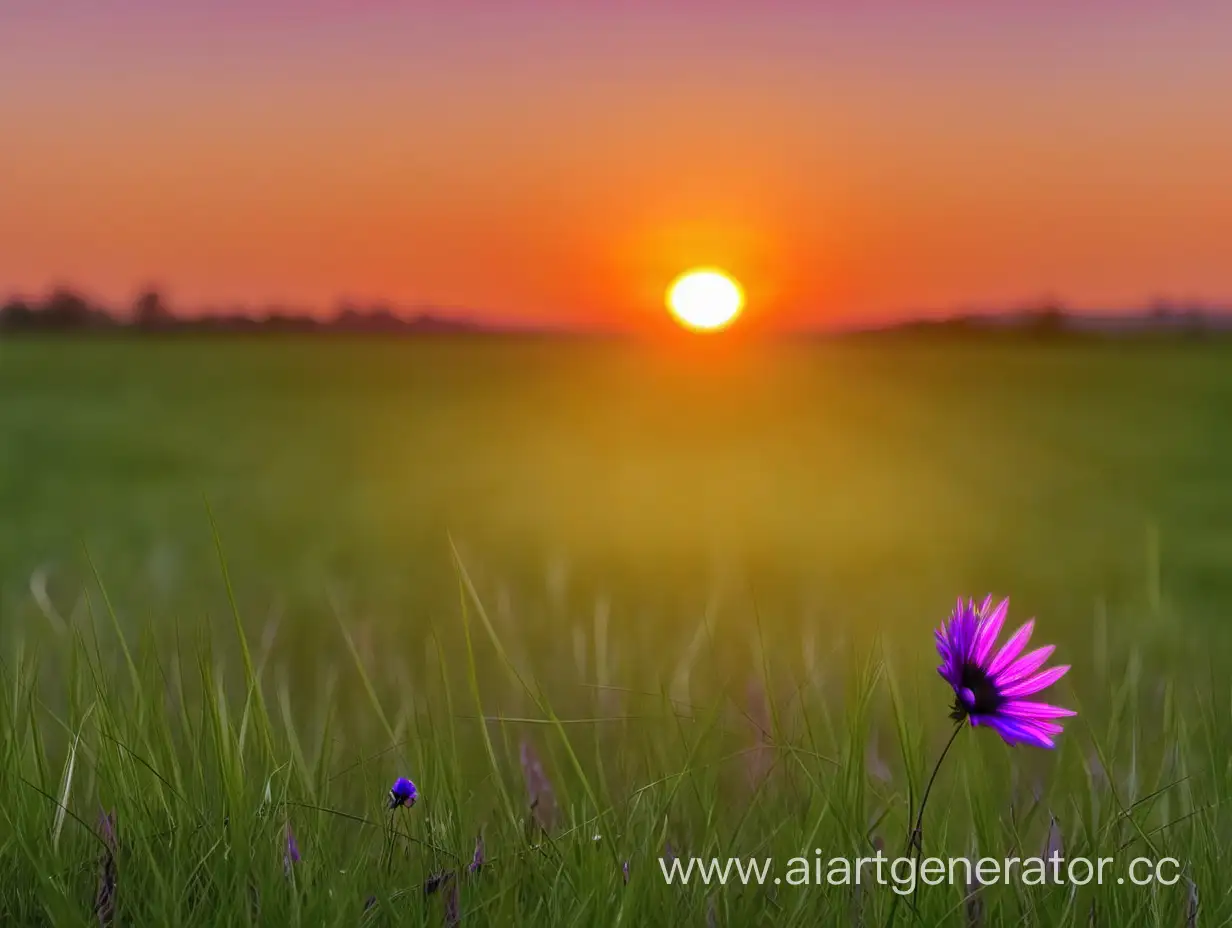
666,268,744,332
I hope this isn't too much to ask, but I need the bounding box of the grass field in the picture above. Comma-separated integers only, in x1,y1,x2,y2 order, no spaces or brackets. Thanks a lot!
2,336,1230,925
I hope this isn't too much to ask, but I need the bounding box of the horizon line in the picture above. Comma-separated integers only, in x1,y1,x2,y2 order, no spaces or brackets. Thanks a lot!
6,283,1232,335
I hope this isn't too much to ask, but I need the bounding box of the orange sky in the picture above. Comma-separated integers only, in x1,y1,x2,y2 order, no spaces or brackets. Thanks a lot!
1,3,1230,330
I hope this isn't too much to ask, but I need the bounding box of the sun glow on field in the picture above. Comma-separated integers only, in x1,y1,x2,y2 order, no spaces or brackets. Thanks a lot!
666,269,744,332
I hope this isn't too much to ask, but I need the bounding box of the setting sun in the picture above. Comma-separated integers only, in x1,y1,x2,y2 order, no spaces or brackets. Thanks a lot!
666,269,744,332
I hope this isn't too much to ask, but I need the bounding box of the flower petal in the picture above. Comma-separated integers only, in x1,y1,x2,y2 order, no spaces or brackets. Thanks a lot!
973,598,1009,665
986,620,1035,677
1030,721,1066,735
994,645,1055,687
935,629,951,661
990,717,1056,749
999,700,1077,720
959,601,980,660
948,605,967,660
1000,664,1070,699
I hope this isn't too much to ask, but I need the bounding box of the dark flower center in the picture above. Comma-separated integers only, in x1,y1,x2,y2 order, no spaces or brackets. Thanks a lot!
949,662,1005,720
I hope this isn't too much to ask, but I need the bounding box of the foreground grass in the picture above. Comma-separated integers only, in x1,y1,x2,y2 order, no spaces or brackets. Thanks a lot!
3,338,1231,923
1,549,1226,926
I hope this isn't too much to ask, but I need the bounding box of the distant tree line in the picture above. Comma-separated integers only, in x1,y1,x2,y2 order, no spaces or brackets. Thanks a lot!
3,286,1229,339
0,287,483,335
858,298,1231,341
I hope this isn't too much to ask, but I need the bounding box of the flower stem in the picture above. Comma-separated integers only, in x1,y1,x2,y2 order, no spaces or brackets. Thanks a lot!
885,720,965,927
909,720,965,858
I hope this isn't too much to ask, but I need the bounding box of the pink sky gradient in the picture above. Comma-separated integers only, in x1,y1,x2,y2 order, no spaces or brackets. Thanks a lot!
2,1,1230,330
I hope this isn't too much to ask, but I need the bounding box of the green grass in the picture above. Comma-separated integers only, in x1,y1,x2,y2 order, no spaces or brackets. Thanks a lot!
1,335,1230,924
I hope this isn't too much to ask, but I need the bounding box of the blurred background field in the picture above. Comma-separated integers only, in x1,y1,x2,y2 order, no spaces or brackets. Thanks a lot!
3,336,1230,645
1,335,1230,923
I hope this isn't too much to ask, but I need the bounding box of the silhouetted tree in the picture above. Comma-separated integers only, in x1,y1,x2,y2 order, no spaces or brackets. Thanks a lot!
0,298,36,331
37,288,116,330
133,288,174,330
1026,300,1067,339
47,288,91,327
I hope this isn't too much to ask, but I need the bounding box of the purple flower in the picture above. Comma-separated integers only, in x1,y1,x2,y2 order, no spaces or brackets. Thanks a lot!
936,596,1075,748
468,833,485,875
283,823,300,875
444,878,460,927
389,776,418,809
519,740,558,833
